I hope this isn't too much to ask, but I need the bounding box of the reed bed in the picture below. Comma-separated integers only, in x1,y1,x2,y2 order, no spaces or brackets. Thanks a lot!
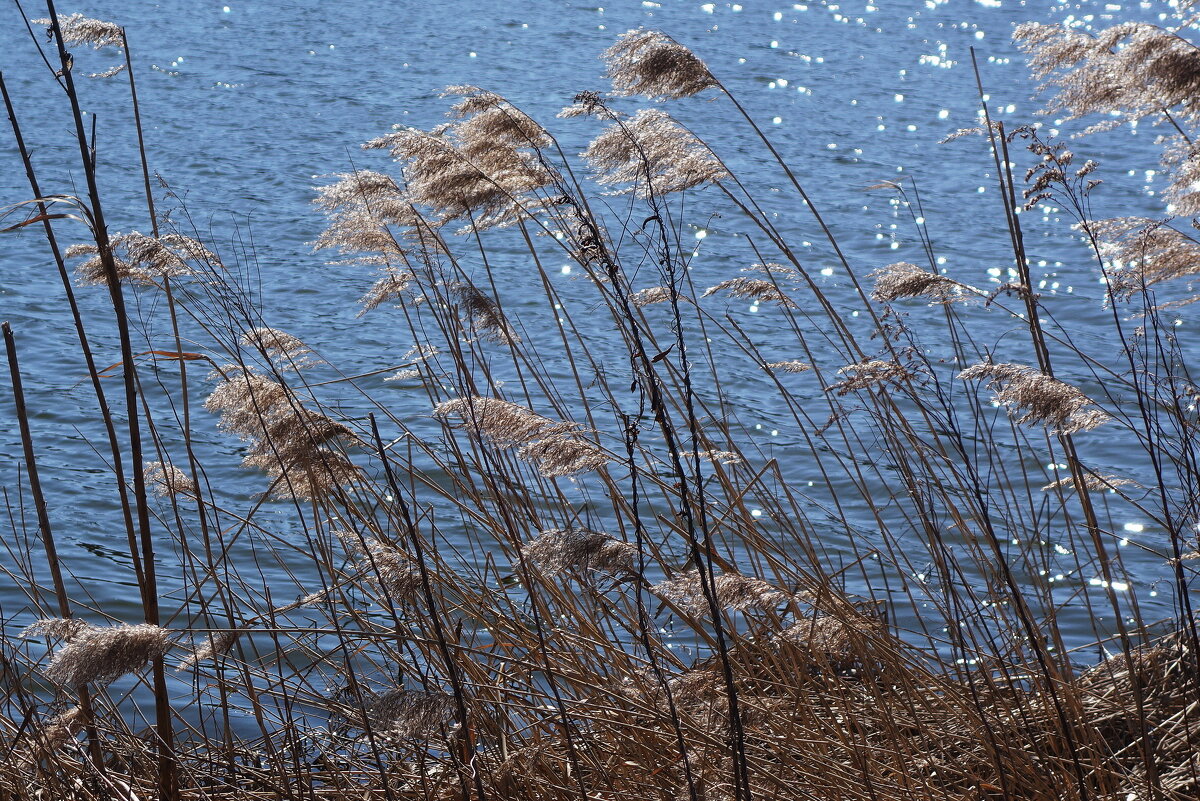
2,5,1199,800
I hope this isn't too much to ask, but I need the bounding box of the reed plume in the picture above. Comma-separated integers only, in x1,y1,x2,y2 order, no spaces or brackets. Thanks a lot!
33,14,123,49
204,366,359,499
825,360,911,395
364,89,554,231
239,327,319,370
521,528,636,578
352,538,424,605
653,570,790,616
870,261,973,304
603,29,717,99
313,170,424,267
763,360,811,373
176,630,239,670
959,362,1110,434
434,396,608,478
66,232,217,286
360,689,457,741
1016,19,1200,214
29,622,172,687
703,277,797,308
143,460,197,498
583,108,728,197
1088,217,1200,303
453,283,519,343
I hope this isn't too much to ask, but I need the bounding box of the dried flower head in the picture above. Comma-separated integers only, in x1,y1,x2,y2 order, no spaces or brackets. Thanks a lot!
825,360,911,395
39,622,172,686
1016,20,1200,214
359,270,415,314
314,170,426,267
240,327,320,370
1088,217,1200,303
1041,473,1136,493
19,618,91,641
558,90,612,119
959,362,1110,434
703,277,796,308
34,14,123,49
453,283,520,343
144,460,197,498
434,396,608,479
66,232,218,286
365,90,555,232
630,286,672,307
870,261,974,304
11,705,87,768
177,629,240,670
361,689,456,741
521,528,636,578
603,29,717,99
205,367,359,499
353,539,424,605
653,570,789,616
763,360,812,373
583,108,728,197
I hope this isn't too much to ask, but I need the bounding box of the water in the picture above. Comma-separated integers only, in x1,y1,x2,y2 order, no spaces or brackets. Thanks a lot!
0,0,1191,690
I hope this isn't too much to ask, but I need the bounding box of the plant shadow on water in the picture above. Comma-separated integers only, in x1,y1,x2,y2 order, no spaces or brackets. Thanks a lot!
1,5,1200,801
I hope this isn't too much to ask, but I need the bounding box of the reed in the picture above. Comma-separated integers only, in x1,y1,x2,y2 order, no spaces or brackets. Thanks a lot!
2,6,1199,801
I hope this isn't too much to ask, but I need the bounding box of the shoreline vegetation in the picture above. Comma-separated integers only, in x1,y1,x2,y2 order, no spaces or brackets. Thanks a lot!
3,5,1200,800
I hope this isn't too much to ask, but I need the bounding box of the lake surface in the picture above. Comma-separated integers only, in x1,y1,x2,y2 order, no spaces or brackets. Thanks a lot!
0,0,1191,674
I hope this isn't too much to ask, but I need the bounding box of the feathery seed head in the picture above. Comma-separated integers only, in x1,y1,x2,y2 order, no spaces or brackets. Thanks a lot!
361,689,456,741
521,528,636,578
959,362,1110,434
42,623,171,686
604,29,717,99
177,630,239,670
583,108,727,197
205,367,358,499
653,570,789,616
144,460,197,498
630,286,672,307
434,397,608,478
871,261,973,304
34,14,123,49
20,618,91,641
764,360,812,373
240,327,319,370
825,360,911,395
703,277,797,308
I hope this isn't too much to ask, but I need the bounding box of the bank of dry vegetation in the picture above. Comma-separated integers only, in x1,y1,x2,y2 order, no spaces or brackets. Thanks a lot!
2,4,1200,800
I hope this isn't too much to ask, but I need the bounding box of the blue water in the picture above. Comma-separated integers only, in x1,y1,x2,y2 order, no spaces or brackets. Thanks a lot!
0,0,1190,693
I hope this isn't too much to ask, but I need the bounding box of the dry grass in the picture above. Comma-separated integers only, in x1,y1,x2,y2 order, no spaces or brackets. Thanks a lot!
2,9,1200,801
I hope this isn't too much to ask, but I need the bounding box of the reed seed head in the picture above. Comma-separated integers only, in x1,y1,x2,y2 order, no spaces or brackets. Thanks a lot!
205,367,359,499
177,630,239,670
521,528,636,578
825,360,911,395
703,277,797,308
434,397,608,478
40,623,172,687
603,29,718,99
584,108,728,197
355,539,424,605
34,14,124,49
763,360,812,373
362,689,456,741
653,570,789,616
20,618,91,641
144,460,198,498
959,362,1110,434
871,261,973,304
240,327,319,370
